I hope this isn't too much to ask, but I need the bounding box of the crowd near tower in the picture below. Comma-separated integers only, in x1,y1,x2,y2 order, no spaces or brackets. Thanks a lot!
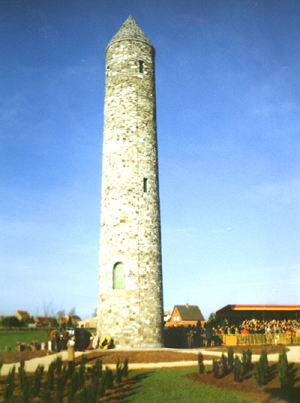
97,16,164,347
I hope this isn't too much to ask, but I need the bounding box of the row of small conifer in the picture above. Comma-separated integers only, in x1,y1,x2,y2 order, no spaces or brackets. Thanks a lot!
198,347,294,389
1,354,129,403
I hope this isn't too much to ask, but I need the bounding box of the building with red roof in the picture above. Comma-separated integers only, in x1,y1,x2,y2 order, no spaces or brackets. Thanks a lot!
216,304,300,321
166,304,205,327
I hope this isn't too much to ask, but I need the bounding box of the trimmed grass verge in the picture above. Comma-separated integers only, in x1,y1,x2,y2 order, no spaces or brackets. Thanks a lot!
125,368,255,403
0,330,50,351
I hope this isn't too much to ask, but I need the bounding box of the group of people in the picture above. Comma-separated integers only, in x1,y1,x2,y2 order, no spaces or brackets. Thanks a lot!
215,318,300,336
15,339,43,351
184,318,300,348
55,327,99,370
50,325,99,352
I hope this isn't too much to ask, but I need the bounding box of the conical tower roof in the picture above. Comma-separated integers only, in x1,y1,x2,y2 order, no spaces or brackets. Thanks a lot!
106,15,153,51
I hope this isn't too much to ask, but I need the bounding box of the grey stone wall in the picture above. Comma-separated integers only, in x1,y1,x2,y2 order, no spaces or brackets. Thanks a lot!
97,18,164,348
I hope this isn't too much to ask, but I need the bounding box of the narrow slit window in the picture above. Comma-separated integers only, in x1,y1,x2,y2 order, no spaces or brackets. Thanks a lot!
113,262,125,289
143,178,148,193
139,60,144,73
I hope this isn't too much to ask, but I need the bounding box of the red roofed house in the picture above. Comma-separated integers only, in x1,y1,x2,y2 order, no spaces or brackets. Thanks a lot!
58,315,82,327
14,311,30,321
166,304,205,327
216,304,300,321
35,317,54,326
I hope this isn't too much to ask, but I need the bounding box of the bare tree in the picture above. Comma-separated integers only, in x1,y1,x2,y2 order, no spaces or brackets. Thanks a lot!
56,310,66,320
68,307,76,317
43,301,57,318
34,307,40,319
208,312,216,322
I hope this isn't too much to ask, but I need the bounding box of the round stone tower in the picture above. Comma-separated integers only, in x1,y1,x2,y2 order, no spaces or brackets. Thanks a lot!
97,16,164,347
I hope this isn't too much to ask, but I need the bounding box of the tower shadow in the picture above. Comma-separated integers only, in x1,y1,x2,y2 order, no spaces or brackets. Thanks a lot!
265,363,300,402
121,371,155,402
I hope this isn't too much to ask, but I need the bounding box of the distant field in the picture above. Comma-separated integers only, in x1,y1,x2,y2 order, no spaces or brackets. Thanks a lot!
0,330,50,351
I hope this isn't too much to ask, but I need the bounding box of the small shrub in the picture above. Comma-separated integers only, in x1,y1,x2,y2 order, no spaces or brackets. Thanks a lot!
98,376,106,398
105,367,114,390
47,362,55,391
39,364,45,377
68,361,75,377
246,349,252,371
67,372,78,403
242,350,247,373
213,359,219,379
56,374,67,403
198,352,205,374
3,385,11,403
116,359,123,384
79,387,91,403
221,353,228,375
233,355,242,383
242,349,252,375
20,375,31,403
80,355,87,367
261,350,268,371
254,361,265,386
254,350,268,386
18,359,26,382
55,356,63,375
71,369,80,393
41,386,52,403
277,350,289,389
33,365,44,397
123,357,129,378
228,347,234,367
3,366,16,403
62,364,68,379
92,358,102,379
79,356,86,390
90,378,99,401
19,359,25,371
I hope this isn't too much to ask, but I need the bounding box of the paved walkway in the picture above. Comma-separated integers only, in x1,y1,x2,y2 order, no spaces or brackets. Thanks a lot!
1,346,300,376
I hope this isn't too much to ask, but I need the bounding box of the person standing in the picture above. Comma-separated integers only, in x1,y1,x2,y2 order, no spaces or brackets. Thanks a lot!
74,325,80,351
206,327,212,347
79,325,84,351
50,329,55,351
187,330,195,348
67,335,75,373
55,328,60,352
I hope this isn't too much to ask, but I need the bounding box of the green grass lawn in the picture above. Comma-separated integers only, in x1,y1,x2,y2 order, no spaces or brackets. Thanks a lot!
125,369,256,403
0,330,50,350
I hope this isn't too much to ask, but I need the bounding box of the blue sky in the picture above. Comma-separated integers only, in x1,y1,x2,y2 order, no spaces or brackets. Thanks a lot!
1,0,300,320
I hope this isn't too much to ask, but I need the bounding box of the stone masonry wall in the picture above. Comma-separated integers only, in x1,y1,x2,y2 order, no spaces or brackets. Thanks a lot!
97,36,164,347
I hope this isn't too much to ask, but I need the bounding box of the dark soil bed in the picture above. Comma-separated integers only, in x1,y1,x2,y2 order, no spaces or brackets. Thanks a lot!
208,344,289,356
82,350,199,366
186,363,300,403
